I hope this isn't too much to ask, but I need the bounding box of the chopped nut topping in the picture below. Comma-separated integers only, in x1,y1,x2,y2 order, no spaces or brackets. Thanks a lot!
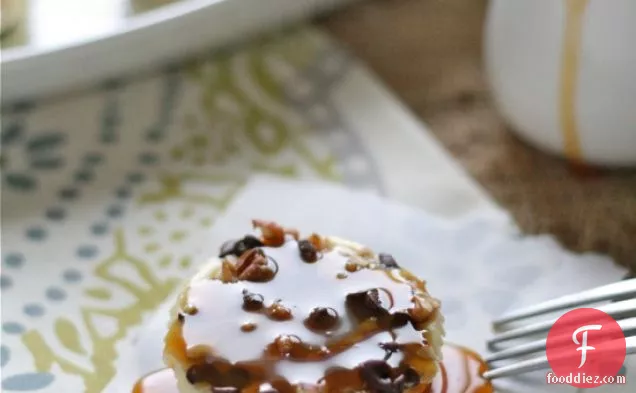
252,219,286,247
241,322,257,333
239,264,275,282
336,273,348,279
221,260,237,283
236,249,276,282
345,261,360,273
236,249,266,275
266,302,293,321
307,233,326,250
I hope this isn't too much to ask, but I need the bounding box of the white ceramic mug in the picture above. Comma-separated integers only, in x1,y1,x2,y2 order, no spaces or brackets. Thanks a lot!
485,0,636,167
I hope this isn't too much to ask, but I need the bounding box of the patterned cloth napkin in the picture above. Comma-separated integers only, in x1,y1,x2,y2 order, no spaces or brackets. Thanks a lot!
0,25,493,392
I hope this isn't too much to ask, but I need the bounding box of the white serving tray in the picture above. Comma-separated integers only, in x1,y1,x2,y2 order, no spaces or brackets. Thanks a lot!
1,0,354,104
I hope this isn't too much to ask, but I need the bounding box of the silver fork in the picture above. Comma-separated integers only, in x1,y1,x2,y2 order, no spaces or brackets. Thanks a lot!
483,278,636,379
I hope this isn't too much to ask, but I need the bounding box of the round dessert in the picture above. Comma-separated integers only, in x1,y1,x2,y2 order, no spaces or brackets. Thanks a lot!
163,220,444,393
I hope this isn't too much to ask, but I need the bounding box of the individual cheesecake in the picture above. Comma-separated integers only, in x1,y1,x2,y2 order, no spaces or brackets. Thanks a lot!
163,220,444,393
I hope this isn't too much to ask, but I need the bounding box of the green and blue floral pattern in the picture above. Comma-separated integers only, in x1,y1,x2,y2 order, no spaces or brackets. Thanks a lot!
0,26,382,392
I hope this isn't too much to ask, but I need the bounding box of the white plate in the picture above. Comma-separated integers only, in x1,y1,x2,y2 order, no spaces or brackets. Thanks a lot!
1,0,354,104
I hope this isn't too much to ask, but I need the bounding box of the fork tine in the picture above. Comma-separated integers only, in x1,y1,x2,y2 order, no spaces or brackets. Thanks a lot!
486,339,546,362
482,355,549,379
489,298,636,346
487,317,636,363
483,336,636,380
493,278,636,327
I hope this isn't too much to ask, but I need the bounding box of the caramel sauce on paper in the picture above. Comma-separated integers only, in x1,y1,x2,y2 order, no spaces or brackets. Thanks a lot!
132,369,178,393
428,345,492,393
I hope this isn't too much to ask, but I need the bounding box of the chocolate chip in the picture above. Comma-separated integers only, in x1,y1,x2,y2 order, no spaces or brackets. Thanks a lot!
298,240,318,263
305,307,339,331
390,312,410,328
219,240,238,258
359,360,393,393
242,290,264,311
226,368,250,389
236,235,264,255
346,289,385,321
186,364,218,385
219,235,263,258
378,253,399,268
187,363,250,389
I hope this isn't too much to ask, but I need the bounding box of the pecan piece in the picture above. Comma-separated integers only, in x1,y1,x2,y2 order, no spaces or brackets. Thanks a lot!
236,248,267,275
220,260,237,283
252,219,286,246
239,263,275,282
307,233,326,251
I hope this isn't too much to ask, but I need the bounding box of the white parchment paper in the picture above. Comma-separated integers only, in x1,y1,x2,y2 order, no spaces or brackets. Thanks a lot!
133,176,629,393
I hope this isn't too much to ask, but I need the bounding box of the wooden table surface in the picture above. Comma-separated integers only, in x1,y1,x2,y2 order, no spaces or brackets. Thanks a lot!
321,0,636,271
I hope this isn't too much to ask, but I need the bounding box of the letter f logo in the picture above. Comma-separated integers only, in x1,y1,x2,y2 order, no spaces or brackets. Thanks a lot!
572,324,602,368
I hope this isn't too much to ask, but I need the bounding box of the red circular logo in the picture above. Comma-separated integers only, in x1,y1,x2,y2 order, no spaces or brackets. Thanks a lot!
546,308,626,388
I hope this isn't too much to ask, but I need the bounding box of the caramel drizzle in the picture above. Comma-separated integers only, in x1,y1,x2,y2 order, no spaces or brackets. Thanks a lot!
559,0,590,163
134,344,493,393
165,224,440,393
166,276,433,392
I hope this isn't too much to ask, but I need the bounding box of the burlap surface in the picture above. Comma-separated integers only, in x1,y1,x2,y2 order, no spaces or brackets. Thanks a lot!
321,0,636,270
